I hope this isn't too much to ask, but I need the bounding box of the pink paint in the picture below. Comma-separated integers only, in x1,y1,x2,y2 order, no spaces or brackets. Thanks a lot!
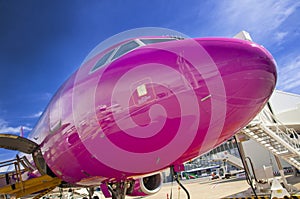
27,36,276,186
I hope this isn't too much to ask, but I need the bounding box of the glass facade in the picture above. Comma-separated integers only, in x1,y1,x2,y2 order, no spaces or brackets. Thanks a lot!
184,137,241,170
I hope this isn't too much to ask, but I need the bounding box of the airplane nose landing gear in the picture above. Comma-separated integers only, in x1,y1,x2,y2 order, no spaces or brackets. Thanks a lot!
108,181,134,199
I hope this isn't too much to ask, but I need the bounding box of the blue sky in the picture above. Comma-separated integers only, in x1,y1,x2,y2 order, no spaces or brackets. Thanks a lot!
0,1,300,161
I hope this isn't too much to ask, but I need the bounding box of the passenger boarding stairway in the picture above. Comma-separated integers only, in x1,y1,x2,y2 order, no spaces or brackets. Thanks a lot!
0,156,61,198
241,106,300,170
211,151,244,169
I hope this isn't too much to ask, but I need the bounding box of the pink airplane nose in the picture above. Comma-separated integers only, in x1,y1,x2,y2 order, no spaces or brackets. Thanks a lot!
69,37,277,178
199,38,277,104
196,38,277,148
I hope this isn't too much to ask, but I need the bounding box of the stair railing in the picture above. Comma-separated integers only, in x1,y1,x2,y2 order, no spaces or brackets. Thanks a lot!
256,108,300,152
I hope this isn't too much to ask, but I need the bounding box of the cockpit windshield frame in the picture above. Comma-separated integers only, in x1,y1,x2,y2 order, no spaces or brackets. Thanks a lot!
139,38,177,45
90,37,179,74
90,49,115,73
110,40,140,61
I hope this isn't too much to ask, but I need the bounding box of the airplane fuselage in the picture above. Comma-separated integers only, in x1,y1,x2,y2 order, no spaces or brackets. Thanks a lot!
28,37,276,185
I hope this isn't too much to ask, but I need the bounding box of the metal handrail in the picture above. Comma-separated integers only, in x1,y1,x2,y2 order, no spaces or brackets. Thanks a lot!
242,107,300,170
244,157,259,183
0,156,32,178
258,108,300,151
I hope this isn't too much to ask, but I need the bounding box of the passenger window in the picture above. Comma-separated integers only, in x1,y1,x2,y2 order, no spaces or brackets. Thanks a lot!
140,38,176,45
91,49,114,72
112,41,140,60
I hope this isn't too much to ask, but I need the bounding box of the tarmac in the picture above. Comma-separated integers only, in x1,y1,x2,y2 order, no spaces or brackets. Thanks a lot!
41,175,300,199
140,175,300,199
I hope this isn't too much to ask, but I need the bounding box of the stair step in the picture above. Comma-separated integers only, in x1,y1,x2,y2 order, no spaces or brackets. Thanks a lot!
242,119,300,170
281,153,299,159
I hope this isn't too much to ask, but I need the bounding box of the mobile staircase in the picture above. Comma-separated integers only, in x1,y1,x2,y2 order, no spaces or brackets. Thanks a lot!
0,155,61,198
0,156,61,198
211,151,244,170
241,106,300,171
0,134,61,198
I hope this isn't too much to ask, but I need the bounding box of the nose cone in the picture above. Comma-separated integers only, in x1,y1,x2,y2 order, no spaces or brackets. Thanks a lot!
200,38,277,104
76,37,277,176
198,38,277,142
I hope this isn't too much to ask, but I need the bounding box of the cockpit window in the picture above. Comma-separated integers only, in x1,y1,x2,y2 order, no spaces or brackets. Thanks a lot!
111,40,140,60
90,38,179,74
91,49,115,72
140,38,177,45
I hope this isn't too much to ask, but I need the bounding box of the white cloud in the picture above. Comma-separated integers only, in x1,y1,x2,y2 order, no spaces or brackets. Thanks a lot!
274,31,288,43
277,55,300,92
27,111,43,118
0,118,32,134
0,150,17,171
0,166,10,173
202,0,300,95
212,0,300,44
